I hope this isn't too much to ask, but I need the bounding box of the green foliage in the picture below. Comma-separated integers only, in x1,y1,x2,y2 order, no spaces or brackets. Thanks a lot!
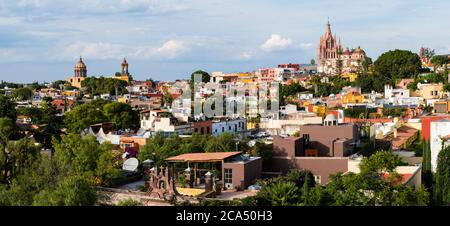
0,117,14,145
356,71,385,93
280,82,306,105
0,95,17,121
12,87,33,101
64,99,138,133
382,108,405,117
103,102,139,130
259,180,299,206
204,132,238,152
250,141,273,171
359,151,403,175
52,133,123,186
51,80,69,89
178,174,187,188
138,132,183,166
17,101,64,148
434,145,450,205
138,132,241,167
117,198,143,206
81,77,128,96
408,72,448,91
430,55,449,71
190,70,211,83
33,176,97,206
344,108,377,119
374,49,422,85
311,75,352,97
1,138,41,185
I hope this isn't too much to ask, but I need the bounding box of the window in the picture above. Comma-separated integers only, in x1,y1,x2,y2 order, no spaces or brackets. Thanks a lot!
314,175,321,184
224,168,232,185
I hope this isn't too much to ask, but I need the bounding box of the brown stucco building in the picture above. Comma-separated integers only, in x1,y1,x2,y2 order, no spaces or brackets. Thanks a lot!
166,152,262,191
269,115,359,184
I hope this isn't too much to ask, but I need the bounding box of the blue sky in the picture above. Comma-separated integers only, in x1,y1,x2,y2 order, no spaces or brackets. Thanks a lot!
0,0,449,83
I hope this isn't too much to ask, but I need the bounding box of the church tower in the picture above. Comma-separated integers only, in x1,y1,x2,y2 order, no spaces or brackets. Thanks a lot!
121,58,129,76
67,56,87,89
317,19,342,74
74,57,87,77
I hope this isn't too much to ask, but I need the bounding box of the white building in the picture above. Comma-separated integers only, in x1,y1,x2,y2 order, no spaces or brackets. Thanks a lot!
430,119,450,172
140,109,192,136
212,118,246,137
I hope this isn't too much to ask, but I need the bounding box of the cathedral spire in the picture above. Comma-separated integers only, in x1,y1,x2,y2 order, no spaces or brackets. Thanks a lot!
325,17,332,36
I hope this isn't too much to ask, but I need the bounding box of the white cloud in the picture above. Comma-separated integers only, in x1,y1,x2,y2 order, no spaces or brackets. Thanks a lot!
61,41,125,60
299,43,314,50
58,39,188,60
156,40,187,59
261,34,293,52
0,48,32,61
236,50,253,60
0,16,24,25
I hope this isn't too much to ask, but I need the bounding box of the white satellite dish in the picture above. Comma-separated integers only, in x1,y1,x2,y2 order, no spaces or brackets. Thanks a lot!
122,158,139,172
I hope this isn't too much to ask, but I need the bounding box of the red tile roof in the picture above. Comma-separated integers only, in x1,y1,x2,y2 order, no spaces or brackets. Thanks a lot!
166,152,241,162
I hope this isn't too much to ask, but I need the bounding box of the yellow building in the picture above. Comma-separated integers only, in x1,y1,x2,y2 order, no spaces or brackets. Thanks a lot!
341,91,364,104
115,75,130,83
117,96,130,104
67,57,87,89
61,90,80,97
312,105,327,117
341,72,358,82
418,83,444,100
114,58,130,83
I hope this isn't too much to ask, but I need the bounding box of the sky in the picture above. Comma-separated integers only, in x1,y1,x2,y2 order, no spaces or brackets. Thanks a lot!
0,0,450,83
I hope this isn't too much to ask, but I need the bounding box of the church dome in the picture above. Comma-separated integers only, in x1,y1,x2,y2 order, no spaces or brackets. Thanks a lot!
353,46,366,55
75,57,86,69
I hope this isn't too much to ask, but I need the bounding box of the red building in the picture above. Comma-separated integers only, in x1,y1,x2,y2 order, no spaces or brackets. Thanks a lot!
421,115,450,141
192,120,212,135
278,63,300,71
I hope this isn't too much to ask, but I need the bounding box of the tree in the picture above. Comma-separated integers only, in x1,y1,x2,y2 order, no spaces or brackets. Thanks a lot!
34,101,64,148
117,198,143,206
434,145,450,205
1,137,40,184
81,77,128,96
374,50,422,85
52,133,122,185
190,70,211,83
310,59,316,65
430,55,449,73
33,176,97,206
250,141,273,171
103,102,139,130
139,133,183,166
63,101,108,133
421,141,433,190
0,95,17,121
12,87,33,101
51,80,69,89
359,150,403,176
204,133,237,152
335,58,343,76
256,180,299,206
